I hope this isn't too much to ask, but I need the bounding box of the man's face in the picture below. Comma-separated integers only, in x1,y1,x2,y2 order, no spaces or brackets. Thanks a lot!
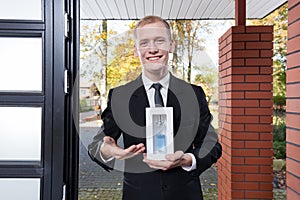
134,22,174,75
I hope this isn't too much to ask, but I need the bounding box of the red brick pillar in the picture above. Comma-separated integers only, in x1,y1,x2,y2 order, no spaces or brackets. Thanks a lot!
286,0,300,199
218,26,273,200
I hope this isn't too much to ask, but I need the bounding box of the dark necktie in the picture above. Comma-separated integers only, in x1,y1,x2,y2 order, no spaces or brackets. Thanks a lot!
151,83,164,107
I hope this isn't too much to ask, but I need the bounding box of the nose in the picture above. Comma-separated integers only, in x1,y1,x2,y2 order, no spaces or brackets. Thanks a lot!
148,41,158,53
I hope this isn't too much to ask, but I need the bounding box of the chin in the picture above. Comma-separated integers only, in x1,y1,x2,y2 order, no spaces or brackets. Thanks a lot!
144,62,166,69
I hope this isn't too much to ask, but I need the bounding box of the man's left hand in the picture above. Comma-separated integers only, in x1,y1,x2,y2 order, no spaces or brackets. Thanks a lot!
143,151,192,171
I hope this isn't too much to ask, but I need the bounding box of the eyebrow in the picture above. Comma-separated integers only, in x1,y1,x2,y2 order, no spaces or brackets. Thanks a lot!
138,36,167,41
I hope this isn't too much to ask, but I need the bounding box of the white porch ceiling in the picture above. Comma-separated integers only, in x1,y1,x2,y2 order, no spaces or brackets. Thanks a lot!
80,0,287,20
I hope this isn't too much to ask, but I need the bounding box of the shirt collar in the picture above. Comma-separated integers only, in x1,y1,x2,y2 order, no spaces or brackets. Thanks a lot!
142,72,170,91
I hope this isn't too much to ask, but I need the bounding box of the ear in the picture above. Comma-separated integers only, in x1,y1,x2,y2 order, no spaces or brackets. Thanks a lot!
169,40,175,53
134,45,139,57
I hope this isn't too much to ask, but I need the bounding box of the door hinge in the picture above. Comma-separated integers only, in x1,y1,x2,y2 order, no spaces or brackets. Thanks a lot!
64,13,70,38
62,184,66,200
64,69,69,94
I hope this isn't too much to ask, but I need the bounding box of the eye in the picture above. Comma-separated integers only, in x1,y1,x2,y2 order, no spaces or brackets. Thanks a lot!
155,39,165,45
139,40,149,47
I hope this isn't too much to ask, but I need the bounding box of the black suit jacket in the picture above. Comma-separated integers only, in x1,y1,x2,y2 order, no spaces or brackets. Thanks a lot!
88,74,222,200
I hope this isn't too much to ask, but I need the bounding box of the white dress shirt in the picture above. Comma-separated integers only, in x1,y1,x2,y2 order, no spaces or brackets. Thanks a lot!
142,73,169,108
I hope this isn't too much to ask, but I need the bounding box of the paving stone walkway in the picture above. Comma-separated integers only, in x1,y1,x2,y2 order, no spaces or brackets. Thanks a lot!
78,188,286,200
78,118,286,200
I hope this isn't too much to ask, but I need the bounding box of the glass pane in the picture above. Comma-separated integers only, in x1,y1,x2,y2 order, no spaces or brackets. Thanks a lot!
0,0,42,20
0,178,40,200
79,20,124,199
0,107,42,161
0,37,42,92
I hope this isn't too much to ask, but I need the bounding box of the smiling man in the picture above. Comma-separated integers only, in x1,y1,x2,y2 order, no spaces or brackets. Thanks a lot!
134,19,173,82
88,15,222,200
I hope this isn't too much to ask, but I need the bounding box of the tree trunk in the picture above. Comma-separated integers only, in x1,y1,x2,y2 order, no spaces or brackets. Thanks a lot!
172,49,178,76
187,60,192,83
100,20,107,109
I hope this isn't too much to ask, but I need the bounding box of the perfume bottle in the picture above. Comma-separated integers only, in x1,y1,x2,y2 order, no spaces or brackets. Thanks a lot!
154,114,167,153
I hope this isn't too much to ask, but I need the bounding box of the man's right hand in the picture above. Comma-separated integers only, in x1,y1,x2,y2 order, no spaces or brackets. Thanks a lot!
100,136,145,160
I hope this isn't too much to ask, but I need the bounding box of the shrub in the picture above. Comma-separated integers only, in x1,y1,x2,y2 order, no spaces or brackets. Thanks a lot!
273,122,286,142
273,121,286,159
273,141,286,159
273,95,286,107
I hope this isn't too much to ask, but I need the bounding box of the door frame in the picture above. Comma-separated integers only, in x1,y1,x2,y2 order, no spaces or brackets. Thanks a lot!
64,0,80,199
0,0,69,199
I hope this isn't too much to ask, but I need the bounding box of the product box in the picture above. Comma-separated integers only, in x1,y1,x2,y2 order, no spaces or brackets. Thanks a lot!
146,107,174,160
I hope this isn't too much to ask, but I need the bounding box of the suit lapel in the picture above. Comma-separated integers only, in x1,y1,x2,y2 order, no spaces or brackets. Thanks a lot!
128,74,183,134
129,76,149,127
167,75,183,134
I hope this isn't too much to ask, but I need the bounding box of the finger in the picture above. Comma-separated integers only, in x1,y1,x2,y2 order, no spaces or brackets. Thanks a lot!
114,143,145,160
143,158,167,167
103,136,113,141
124,147,145,159
135,146,145,154
115,151,135,160
142,158,164,168
113,145,136,158
103,136,110,143
123,146,145,157
166,151,183,161
174,151,184,159
144,160,172,170
133,144,145,152
148,164,165,170
125,145,138,152
103,136,115,145
165,154,177,161
117,146,145,160
136,143,145,148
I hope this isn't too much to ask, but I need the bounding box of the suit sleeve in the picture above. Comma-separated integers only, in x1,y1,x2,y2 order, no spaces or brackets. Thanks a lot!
88,89,122,172
188,85,222,176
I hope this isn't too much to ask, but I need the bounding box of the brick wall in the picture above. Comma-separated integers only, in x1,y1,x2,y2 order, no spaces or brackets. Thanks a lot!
218,26,273,200
286,0,300,199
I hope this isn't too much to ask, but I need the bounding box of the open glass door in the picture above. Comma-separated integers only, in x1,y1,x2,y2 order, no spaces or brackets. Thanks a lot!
0,0,68,199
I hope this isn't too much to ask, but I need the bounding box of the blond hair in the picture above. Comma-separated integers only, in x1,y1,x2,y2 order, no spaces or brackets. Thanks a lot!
134,15,172,40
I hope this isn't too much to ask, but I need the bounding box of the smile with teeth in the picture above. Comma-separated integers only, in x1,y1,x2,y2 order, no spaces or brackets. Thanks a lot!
147,55,162,61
